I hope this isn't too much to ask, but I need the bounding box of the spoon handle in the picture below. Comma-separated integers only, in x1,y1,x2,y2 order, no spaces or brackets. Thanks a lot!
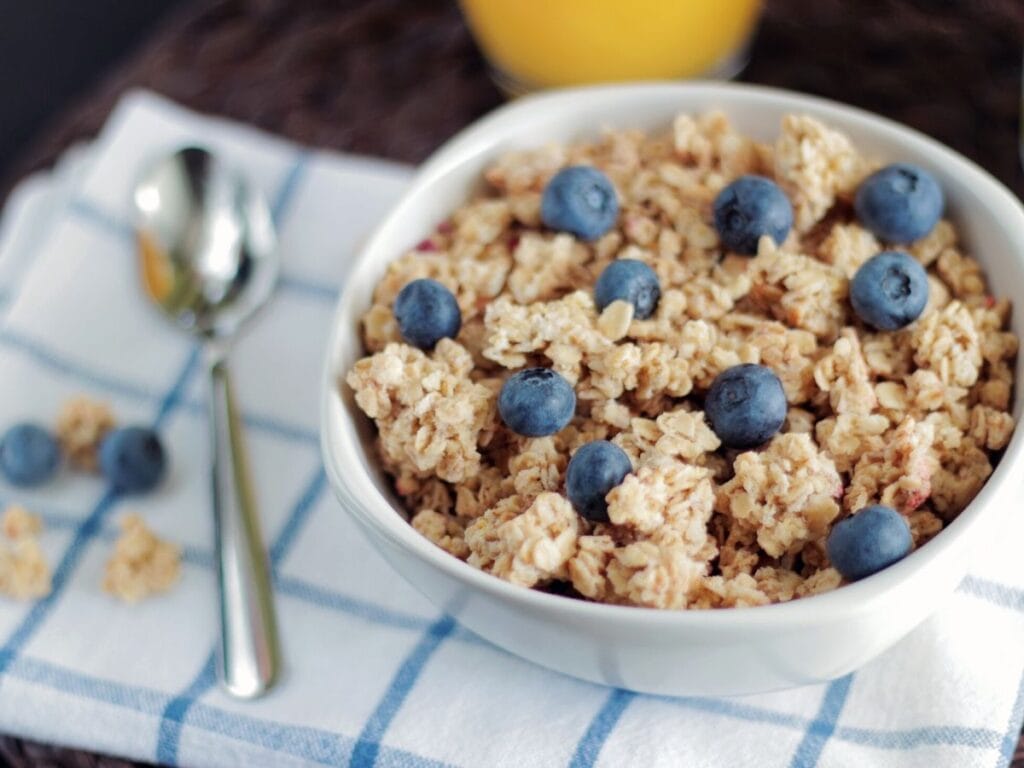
208,355,280,698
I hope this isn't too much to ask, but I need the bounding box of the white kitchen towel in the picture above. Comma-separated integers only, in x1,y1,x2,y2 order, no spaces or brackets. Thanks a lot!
0,90,1021,768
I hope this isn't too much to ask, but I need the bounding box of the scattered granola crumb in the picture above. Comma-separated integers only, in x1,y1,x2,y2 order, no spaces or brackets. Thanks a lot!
0,538,51,600
0,505,50,600
103,514,180,602
2,504,42,540
56,396,116,471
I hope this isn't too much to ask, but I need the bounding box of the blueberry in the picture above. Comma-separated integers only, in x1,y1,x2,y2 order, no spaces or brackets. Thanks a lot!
713,175,794,255
854,163,943,243
705,364,786,449
594,259,661,320
566,441,632,522
0,424,60,487
541,166,619,241
827,504,912,581
498,368,576,437
99,426,166,493
393,278,462,350
850,251,929,331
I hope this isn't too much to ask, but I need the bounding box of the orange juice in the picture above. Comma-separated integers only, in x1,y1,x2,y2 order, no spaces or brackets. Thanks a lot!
460,0,761,91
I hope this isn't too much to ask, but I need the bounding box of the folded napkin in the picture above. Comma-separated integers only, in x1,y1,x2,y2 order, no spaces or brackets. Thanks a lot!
0,91,1022,768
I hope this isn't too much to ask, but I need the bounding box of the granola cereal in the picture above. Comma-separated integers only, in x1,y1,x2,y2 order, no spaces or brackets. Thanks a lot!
717,434,842,558
346,339,496,484
0,505,51,600
346,111,1017,610
464,492,579,587
56,395,116,471
2,504,42,541
0,539,51,600
103,514,181,602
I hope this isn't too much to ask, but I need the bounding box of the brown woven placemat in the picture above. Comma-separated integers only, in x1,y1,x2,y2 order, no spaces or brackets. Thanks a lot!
1,0,1023,765
5,0,1024,198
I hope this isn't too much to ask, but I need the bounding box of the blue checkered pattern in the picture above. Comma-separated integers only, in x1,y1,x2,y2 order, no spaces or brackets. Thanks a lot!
0,91,1021,768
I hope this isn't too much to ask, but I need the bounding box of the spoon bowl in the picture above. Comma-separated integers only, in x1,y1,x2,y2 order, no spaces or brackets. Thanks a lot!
134,146,278,338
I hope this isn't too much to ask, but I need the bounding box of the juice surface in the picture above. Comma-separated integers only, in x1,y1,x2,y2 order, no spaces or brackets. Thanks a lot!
460,0,762,88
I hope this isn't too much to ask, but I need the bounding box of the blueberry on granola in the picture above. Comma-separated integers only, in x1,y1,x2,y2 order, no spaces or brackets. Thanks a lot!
498,368,576,437
594,259,661,319
393,278,462,350
541,166,619,241
705,364,786,449
0,424,60,487
850,251,929,331
99,427,166,493
566,441,632,522
854,163,943,243
827,504,912,581
712,175,793,255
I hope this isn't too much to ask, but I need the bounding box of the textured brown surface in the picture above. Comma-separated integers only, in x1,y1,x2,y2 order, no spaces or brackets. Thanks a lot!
1,0,1023,765
4,0,1024,197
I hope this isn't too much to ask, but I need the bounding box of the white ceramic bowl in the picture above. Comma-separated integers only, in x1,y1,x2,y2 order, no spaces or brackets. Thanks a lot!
321,82,1024,696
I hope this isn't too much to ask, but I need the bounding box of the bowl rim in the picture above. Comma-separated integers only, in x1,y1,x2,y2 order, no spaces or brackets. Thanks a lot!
321,80,1024,630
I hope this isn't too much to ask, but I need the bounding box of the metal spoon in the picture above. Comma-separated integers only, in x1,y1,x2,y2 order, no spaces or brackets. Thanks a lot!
132,147,280,699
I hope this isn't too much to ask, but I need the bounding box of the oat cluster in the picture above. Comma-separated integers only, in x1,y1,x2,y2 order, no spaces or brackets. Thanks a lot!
0,502,182,604
56,395,116,471
103,514,181,603
346,111,1017,609
0,505,51,600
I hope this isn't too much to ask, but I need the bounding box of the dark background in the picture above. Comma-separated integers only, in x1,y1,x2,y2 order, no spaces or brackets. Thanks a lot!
0,1,184,180
2,0,1023,202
